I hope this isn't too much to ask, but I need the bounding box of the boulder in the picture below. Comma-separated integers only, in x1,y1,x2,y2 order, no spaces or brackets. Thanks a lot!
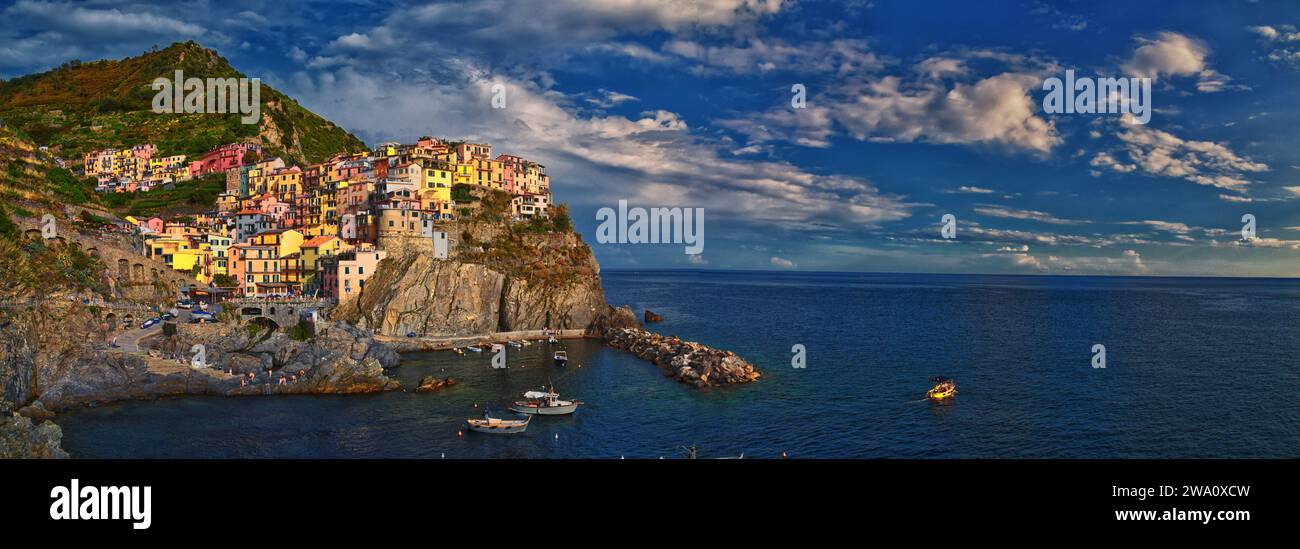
416,376,458,393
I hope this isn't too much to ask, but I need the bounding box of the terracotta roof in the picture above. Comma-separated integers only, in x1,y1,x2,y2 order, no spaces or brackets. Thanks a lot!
302,235,338,247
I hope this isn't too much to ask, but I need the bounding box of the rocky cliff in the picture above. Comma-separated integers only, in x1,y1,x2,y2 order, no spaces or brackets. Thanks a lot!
335,219,634,337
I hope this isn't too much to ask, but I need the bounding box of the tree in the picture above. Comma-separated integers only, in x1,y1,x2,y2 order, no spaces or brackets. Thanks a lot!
551,204,572,233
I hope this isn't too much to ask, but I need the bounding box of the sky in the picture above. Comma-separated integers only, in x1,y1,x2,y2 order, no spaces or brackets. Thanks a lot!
4,0,1300,276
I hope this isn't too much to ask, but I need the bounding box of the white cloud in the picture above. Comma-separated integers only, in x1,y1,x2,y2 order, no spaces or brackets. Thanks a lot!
769,256,796,268
1121,32,1236,92
722,63,1062,153
1121,32,1208,79
1090,117,1268,192
662,37,883,75
974,205,1088,225
1248,24,1300,68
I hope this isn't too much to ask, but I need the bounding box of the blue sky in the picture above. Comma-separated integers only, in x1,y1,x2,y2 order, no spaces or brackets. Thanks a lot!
5,0,1300,275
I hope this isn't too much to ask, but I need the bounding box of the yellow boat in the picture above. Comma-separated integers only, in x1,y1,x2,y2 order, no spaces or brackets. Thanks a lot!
926,377,957,401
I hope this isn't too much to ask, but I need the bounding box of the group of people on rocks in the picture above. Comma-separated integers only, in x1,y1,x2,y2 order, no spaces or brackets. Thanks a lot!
230,367,308,387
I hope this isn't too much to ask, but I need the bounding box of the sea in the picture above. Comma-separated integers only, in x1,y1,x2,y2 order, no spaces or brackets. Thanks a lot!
56,271,1300,458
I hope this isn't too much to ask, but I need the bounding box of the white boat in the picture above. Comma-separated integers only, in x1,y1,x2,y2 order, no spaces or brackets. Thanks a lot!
465,346,483,353
553,350,568,367
509,389,582,415
465,412,531,434
508,340,523,348
547,335,559,344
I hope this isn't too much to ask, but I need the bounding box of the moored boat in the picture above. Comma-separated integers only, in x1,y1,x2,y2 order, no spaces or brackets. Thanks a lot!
553,350,568,367
465,411,531,434
509,389,582,415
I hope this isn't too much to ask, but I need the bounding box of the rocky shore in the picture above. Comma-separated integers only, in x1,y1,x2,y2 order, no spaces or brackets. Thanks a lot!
0,413,69,459
602,327,761,387
5,313,401,415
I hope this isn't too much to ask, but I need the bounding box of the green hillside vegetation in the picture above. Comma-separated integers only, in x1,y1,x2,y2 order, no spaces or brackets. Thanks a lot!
0,41,366,166
0,123,216,218
0,207,108,298
98,173,227,217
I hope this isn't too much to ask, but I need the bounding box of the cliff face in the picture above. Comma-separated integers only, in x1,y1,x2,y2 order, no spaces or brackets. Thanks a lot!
338,256,504,336
0,299,104,409
335,229,632,337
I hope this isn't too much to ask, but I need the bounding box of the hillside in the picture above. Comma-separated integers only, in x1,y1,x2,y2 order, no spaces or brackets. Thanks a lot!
0,41,366,166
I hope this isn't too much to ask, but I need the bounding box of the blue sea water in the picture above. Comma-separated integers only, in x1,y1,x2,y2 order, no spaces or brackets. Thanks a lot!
56,271,1300,458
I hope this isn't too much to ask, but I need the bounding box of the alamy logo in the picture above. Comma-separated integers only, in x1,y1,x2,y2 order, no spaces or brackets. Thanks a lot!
1042,70,1151,125
152,70,261,124
596,200,704,255
50,479,151,530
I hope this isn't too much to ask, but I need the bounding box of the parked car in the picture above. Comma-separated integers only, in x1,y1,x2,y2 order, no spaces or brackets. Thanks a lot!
161,312,175,321
176,300,193,309
141,317,161,330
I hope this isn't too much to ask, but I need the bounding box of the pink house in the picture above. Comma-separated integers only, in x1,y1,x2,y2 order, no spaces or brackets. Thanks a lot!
190,143,261,176
257,195,289,226
145,217,165,234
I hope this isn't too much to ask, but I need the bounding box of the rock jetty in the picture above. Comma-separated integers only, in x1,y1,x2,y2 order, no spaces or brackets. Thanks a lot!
602,328,760,387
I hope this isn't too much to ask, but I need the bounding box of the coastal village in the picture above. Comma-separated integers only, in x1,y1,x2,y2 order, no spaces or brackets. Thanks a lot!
82,137,554,300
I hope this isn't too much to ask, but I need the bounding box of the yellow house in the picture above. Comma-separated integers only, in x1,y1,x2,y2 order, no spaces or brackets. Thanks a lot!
421,164,453,202
249,229,304,259
147,237,192,266
207,234,233,277
172,248,212,284
269,167,303,199
454,162,473,185
299,235,350,289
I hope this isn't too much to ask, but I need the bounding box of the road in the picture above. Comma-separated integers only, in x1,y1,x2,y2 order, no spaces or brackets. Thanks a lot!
109,304,222,353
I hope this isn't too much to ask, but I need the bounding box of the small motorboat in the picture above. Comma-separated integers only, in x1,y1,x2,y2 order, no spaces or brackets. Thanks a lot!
465,345,483,353
547,336,559,344
927,376,957,402
553,350,568,367
508,340,523,348
509,389,582,415
465,411,531,434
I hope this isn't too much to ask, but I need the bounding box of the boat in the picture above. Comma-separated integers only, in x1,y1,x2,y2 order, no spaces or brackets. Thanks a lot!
927,376,957,402
547,335,559,344
508,340,523,348
465,345,483,353
553,350,568,367
465,411,531,434
509,389,582,415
